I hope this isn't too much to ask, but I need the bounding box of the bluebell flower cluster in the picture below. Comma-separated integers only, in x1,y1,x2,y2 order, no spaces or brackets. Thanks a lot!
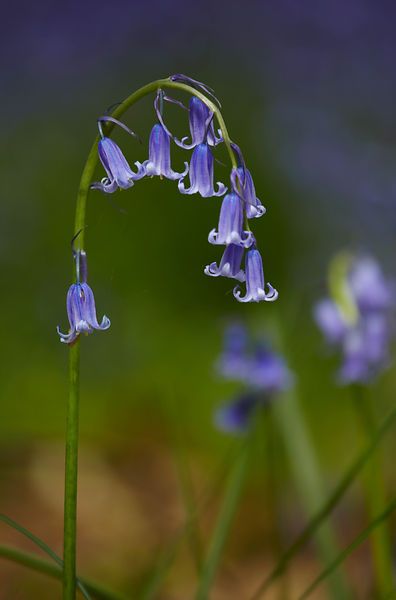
214,324,293,433
90,76,278,304
314,255,395,384
57,250,110,345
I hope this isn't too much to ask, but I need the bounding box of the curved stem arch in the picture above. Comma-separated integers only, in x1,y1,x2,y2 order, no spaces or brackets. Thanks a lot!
64,76,238,599
73,77,237,250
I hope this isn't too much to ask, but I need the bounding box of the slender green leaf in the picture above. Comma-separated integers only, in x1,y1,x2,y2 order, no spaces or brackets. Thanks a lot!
0,513,92,599
298,496,396,599
0,544,128,600
139,444,238,600
251,403,396,599
195,441,249,600
351,385,393,595
271,390,350,599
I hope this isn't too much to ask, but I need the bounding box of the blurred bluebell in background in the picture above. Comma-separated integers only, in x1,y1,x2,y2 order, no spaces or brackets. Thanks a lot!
215,323,292,433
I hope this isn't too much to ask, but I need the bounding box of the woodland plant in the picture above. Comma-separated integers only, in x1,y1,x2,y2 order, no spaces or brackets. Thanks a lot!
2,76,396,600
57,74,278,599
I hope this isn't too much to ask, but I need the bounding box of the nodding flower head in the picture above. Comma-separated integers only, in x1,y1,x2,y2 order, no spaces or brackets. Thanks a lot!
231,144,265,219
177,97,222,149
143,123,188,180
234,248,278,303
204,244,245,282
231,166,266,219
178,143,227,198
208,192,254,248
91,137,145,193
214,393,259,434
314,254,395,384
57,251,110,345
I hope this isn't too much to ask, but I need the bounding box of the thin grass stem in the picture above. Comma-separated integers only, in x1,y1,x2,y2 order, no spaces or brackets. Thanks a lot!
298,496,396,599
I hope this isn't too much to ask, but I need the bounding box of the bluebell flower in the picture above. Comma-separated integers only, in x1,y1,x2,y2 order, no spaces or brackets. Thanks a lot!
214,393,260,434
214,325,293,435
314,255,395,384
234,248,278,303
91,137,145,193
208,192,254,248
178,143,227,198
348,257,394,312
217,323,249,380
231,144,265,219
338,315,389,383
248,344,293,392
176,97,222,149
57,251,110,345
143,123,188,180
204,244,245,282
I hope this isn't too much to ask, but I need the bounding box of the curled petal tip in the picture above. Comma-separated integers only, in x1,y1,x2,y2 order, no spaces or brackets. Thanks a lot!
99,316,111,330
264,284,279,302
249,204,266,218
241,232,255,248
208,229,218,244
214,182,227,197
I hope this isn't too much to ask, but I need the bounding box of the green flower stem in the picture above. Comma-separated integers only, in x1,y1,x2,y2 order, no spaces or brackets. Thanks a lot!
0,544,128,600
63,341,81,599
195,441,249,600
251,402,396,599
352,385,394,596
65,76,238,599
139,444,238,600
272,389,350,600
298,495,396,600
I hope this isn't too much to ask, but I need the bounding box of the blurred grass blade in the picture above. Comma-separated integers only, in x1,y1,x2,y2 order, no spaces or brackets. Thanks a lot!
166,393,203,573
351,385,393,595
195,441,249,600
138,443,238,600
0,513,91,599
0,544,127,600
138,544,179,600
298,496,396,599
251,403,396,598
271,390,350,599
0,513,63,567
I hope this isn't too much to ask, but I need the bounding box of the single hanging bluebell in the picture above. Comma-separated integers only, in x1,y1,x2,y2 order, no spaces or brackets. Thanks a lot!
143,123,188,180
208,192,254,248
231,143,265,219
91,136,145,193
175,96,222,149
204,244,245,282
91,116,145,193
234,248,278,303
57,250,110,345
178,143,227,198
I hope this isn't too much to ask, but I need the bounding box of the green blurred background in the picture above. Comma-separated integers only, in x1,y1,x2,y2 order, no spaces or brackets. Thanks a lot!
2,1,396,597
